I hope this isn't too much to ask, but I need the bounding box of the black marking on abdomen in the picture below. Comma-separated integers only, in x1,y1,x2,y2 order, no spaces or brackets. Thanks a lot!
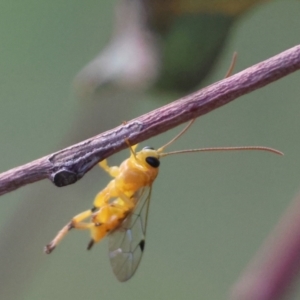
87,239,95,250
91,206,98,213
139,240,145,252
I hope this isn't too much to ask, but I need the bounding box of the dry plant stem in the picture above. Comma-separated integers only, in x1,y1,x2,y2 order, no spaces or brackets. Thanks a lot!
231,191,300,300
0,45,300,196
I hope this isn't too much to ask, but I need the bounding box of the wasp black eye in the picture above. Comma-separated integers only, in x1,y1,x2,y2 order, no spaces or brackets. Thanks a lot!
143,146,154,150
146,156,160,168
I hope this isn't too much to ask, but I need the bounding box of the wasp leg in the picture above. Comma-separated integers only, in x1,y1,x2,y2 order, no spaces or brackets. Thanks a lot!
99,160,120,177
89,198,133,250
125,140,138,159
116,189,135,210
93,182,135,210
44,209,92,254
88,204,126,250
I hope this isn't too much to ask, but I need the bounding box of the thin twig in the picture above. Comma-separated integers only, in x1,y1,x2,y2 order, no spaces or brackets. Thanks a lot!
0,45,300,196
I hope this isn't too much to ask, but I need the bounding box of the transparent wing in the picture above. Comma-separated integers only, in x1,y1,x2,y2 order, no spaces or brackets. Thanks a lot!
108,186,152,282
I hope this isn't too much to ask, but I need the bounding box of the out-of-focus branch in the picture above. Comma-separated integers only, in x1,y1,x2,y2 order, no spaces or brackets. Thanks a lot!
1,45,300,196
231,189,300,300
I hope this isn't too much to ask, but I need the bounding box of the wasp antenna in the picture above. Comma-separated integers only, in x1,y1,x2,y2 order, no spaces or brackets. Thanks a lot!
160,146,284,158
125,139,137,160
224,52,238,78
158,53,239,154
157,119,196,153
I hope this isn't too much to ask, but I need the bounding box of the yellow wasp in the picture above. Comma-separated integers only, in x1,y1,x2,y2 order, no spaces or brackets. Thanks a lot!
44,118,282,282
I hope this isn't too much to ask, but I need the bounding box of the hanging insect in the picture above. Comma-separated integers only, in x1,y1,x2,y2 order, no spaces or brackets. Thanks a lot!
44,53,283,281
44,117,282,281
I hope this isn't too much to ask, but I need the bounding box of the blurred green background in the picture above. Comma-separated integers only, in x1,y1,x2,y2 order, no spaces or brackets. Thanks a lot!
0,0,300,299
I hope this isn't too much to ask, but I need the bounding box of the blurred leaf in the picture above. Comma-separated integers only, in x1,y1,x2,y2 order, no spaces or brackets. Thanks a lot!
147,0,270,27
154,14,233,91
76,0,270,95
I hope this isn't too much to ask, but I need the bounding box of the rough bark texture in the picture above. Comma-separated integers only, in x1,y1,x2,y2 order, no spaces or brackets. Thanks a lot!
0,45,300,195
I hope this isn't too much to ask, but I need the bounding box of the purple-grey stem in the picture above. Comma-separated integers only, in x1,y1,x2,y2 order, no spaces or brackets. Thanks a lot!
231,191,300,300
0,45,300,195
